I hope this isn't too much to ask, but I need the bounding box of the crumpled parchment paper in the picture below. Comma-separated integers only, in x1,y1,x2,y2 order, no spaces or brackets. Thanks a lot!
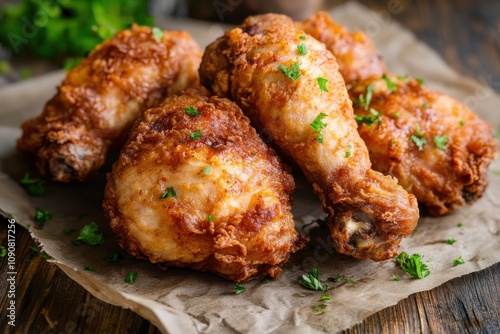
0,2,499,333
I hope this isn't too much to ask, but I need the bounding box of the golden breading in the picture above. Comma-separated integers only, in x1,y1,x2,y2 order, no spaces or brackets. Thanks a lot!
103,89,306,282
200,14,419,261
349,74,499,215
17,25,201,182
298,12,386,84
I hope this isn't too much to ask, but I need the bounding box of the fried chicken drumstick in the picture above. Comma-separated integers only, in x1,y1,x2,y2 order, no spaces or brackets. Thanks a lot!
103,89,306,282
349,75,498,215
200,14,419,261
17,25,201,182
299,12,498,215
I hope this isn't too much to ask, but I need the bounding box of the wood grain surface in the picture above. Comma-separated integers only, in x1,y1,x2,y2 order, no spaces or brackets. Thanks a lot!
1,0,499,333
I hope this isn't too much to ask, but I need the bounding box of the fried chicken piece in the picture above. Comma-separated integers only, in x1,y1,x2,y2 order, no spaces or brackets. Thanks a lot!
103,89,306,282
297,11,386,84
17,25,201,182
200,14,419,261
349,74,498,215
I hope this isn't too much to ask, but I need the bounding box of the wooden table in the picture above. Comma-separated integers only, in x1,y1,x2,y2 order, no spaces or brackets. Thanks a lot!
1,0,499,332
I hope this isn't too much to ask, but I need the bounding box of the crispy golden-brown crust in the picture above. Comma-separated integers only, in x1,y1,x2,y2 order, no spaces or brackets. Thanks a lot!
17,25,201,182
298,12,386,84
349,74,499,215
200,14,419,261
103,89,306,282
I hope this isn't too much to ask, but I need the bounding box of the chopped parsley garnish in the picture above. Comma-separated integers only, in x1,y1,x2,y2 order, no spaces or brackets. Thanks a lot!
105,248,123,262
411,125,427,150
397,75,410,83
0,60,10,74
234,283,246,294
364,84,375,110
310,113,328,143
299,35,306,40
317,77,329,92
203,166,211,175
422,102,428,109
453,256,465,267
20,69,32,80
392,274,401,281
189,129,202,140
495,128,500,139
72,222,104,246
346,279,357,285
447,237,456,245
160,187,177,199
459,120,464,126
345,144,352,158
396,252,430,279
125,271,137,284
329,274,343,282
29,244,40,261
457,222,463,228
358,94,365,106
299,268,325,291
313,302,328,314
297,43,307,56
382,74,397,92
63,228,76,235
355,108,381,126
20,173,45,196
152,27,164,42
0,246,6,257
278,61,301,81
433,135,448,150
392,112,400,118
84,266,96,272
415,77,424,85
185,106,200,116
320,295,331,301
34,208,52,229
207,215,216,221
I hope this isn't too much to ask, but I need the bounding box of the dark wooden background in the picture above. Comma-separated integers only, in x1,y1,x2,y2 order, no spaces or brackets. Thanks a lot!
1,0,499,333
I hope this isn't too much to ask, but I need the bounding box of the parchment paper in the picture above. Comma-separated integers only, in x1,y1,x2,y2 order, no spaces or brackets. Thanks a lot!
1,2,499,333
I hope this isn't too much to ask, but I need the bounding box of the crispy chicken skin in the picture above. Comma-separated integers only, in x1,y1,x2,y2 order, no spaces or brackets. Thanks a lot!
17,25,201,182
349,74,499,215
297,11,386,84
103,89,306,282
200,14,419,261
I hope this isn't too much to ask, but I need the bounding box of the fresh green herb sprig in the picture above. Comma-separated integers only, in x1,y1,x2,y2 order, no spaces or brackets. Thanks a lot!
355,108,381,126
317,77,329,92
105,249,123,262
434,135,448,150
72,222,104,246
453,256,465,267
310,113,328,143
396,252,430,279
20,173,45,196
125,271,137,284
160,187,177,199
0,246,7,257
189,129,202,140
279,61,301,81
299,268,325,291
411,125,427,151
234,283,246,294
185,106,200,116
382,74,397,92
297,43,307,56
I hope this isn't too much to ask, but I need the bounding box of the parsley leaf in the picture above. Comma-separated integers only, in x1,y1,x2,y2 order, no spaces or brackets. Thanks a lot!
392,274,401,281
434,135,448,150
317,77,329,92
20,173,45,196
345,144,352,158
84,266,96,272
0,246,6,257
299,35,306,40
189,129,202,140
234,283,246,294
72,222,104,246
152,27,164,42
392,111,400,118
422,102,429,109
328,274,343,282
310,113,328,143
105,248,123,262
411,125,427,150
320,295,331,301
355,108,381,126
459,120,464,126
396,252,430,279
453,256,465,267
185,106,200,116
313,302,328,314
34,208,52,229
297,43,307,56
364,84,375,110
207,215,216,221
457,222,463,228
160,187,177,199
346,279,357,285
125,271,137,284
447,237,456,245
299,268,325,291
415,77,425,85
382,74,397,92
278,61,301,81
397,75,410,83
63,228,76,236
203,166,211,175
